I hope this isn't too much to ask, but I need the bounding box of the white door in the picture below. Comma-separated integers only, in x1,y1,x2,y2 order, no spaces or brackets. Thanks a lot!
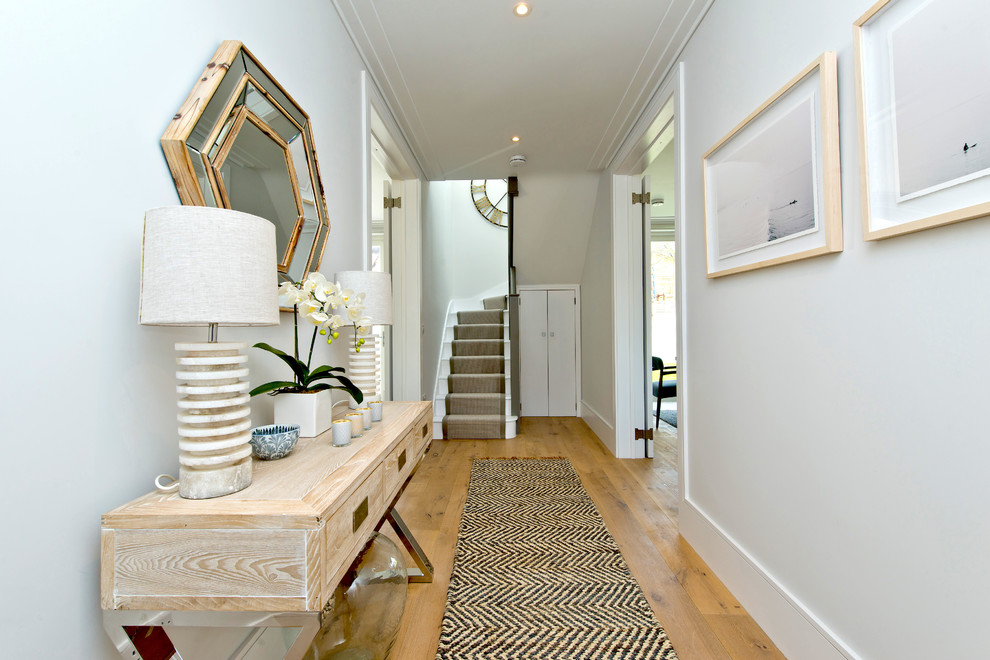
547,290,577,415
519,289,549,416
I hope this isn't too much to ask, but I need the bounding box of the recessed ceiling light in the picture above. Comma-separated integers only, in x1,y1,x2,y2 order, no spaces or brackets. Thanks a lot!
512,136,521,142
514,3,530,17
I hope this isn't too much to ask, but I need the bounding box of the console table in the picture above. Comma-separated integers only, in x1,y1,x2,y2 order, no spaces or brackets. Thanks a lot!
101,401,433,660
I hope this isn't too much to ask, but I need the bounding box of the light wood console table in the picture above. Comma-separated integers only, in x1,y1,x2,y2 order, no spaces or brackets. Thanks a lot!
101,401,433,660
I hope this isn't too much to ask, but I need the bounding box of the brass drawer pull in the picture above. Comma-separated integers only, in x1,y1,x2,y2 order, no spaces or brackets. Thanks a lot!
352,497,369,533
398,449,407,471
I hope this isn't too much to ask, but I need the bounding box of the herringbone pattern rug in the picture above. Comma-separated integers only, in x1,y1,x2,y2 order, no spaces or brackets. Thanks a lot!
435,458,679,660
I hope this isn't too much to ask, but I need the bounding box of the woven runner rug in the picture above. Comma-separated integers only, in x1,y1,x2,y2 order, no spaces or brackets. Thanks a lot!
435,458,679,660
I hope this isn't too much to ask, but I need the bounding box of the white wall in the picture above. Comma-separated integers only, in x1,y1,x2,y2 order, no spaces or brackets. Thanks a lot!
0,2,373,657
579,173,617,450
675,0,990,657
513,172,601,285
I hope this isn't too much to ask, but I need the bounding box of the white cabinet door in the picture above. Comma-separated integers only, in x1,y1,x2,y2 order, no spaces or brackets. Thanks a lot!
547,290,577,415
519,288,578,417
519,290,550,416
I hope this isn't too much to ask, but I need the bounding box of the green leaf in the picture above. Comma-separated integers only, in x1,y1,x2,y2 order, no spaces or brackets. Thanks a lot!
252,342,308,383
249,381,304,397
308,365,345,378
305,383,364,401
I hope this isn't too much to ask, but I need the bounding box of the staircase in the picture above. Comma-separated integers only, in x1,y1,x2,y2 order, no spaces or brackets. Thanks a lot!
435,296,516,439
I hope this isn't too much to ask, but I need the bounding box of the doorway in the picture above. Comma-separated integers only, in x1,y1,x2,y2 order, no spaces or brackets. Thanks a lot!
371,138,394,401
610,63,685,505
364,71,423,401
643,138,678,434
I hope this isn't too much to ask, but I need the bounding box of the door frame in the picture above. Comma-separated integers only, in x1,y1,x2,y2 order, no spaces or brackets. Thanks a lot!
609,63,686,490
517,284,582,417
362,71,424,401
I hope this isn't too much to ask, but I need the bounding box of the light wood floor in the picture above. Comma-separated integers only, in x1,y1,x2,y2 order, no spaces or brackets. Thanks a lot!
384,416,785,659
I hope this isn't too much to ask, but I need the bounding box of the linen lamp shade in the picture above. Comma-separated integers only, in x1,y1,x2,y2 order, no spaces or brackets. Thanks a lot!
140,206,279,326
334,270,393,325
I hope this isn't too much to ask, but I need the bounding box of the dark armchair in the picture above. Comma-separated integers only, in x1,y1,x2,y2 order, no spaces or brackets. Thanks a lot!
652,356,677,428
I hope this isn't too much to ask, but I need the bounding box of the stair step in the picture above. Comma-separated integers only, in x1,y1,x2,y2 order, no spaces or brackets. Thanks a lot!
447,374,505,393
453,324,504,340
443,414,506,440
451,339,505,356
445,393,504,415
457,310,502,325
483,295,508,310
449,356,504,374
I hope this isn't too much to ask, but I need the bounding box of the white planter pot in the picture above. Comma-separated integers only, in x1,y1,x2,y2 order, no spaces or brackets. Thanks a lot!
274,391,332,438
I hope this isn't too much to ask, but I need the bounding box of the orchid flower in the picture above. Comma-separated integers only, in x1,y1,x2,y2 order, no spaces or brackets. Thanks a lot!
249,273,371,403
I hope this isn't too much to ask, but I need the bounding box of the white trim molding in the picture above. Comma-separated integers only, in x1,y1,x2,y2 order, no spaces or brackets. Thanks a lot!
581,400,615,454
680,500,860,660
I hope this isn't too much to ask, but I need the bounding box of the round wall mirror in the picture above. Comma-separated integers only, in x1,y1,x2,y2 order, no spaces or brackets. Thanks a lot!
161,41,330,284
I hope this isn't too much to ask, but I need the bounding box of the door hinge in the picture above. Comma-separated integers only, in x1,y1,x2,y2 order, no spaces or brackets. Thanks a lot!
632,192,651,205
634,428,654,441
384,196,402,209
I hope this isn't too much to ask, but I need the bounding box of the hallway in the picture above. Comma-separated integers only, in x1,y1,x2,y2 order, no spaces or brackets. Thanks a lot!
387,419,784,659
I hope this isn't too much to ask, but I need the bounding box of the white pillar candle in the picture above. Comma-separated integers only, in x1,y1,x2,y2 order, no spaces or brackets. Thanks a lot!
346,413,363,438
331,419,352,447
356,407,372,430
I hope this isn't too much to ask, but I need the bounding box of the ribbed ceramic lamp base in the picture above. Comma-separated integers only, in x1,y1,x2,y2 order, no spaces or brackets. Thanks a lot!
175,342,252,499
347,334,381,407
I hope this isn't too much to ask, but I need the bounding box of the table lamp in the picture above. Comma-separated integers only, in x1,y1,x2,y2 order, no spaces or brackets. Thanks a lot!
140,206,278,499
334,271,392,405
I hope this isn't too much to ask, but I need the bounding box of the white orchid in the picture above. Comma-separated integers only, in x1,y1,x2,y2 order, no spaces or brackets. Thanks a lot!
297,299,322,319
251,272,373,401
279,280,306,306
306,310,330,327
302,271,328,294
345,305,365,323
325,314,347,330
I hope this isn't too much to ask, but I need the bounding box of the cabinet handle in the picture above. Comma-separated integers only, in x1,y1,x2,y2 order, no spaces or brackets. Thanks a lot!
398,449,407,471
352,497,369,532
541,332,546,337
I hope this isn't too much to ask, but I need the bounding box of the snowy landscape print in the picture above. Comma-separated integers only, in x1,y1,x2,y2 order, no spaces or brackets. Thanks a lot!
713,97,817,258
890,0,990,199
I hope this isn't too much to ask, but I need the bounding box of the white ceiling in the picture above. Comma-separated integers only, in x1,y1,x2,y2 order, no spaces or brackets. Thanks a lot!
333,0,710,181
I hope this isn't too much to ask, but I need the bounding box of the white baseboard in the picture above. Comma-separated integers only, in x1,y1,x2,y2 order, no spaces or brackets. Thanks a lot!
679,499,859,660
580,400,615,455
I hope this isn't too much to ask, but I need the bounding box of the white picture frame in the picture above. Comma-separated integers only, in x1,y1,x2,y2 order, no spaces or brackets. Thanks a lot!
854,0,990,240
703,53,842,278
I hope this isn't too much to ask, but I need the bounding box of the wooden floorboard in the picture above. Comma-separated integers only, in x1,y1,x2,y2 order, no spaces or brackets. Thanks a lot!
389,417,785,660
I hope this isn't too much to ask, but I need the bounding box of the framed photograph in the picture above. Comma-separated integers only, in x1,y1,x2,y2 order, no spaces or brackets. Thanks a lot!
703,53,842,278
854,0,990,240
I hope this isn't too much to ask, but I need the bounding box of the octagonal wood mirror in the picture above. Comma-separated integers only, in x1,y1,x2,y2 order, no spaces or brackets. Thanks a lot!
161,41,330,283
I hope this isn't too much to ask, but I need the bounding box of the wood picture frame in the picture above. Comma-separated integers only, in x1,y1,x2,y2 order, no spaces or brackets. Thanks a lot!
702,52,842,278
854,0,990,240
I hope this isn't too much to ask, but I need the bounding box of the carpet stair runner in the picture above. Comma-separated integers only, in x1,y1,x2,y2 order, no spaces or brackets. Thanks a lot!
443,303,509,439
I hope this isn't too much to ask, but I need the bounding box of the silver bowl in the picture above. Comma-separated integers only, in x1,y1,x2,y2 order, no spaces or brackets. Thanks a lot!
250,424,300,460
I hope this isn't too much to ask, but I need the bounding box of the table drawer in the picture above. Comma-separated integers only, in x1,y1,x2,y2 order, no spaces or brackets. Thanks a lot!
384,433,412,497
322,463,385,593
409,408,432,457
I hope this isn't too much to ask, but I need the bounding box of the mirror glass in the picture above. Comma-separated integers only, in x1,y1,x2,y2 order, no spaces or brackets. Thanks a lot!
162,41,330,283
